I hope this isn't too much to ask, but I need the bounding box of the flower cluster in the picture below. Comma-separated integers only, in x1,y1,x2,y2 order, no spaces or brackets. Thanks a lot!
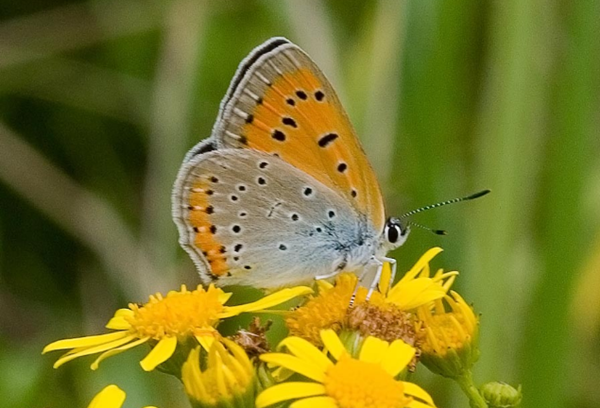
43,248,520,408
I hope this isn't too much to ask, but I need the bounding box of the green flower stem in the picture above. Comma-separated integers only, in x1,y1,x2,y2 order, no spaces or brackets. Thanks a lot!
456,371,488,408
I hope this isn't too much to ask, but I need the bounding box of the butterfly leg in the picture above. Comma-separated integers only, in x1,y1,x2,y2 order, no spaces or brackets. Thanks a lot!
349,265,374,307
315,270,341,281
379,256,397,294
366,258,384,300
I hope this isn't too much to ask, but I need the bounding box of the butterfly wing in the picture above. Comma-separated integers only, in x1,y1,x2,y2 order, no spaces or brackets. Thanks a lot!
173,148,370,288
208,37,385,232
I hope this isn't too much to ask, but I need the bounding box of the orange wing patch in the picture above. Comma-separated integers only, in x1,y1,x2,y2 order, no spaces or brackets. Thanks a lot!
216,43,386,231
187,179,229,277
242,67,384,228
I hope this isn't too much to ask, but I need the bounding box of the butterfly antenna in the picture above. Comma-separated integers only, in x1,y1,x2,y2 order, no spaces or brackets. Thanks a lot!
407,221,447,236
399,189,491,219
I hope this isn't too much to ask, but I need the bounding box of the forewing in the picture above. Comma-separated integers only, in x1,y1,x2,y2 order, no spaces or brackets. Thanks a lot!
212,37,385,232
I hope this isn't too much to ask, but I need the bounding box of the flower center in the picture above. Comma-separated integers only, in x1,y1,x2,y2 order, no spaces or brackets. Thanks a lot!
127,285,225,339
324,356,410,408
348,303,418,343
286,273,384,345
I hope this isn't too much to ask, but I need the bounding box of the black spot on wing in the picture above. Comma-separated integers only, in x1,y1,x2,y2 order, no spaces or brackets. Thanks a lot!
188,140,216,159
282,117,298,128
272,130,286,141
318,133,338,147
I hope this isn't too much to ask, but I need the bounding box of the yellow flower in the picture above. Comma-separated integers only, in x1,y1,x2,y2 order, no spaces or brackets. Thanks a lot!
87,384,157,408
256,330,436,408
286,248,456,345
416,290,479,378
43,284,311,371
182,339,254,408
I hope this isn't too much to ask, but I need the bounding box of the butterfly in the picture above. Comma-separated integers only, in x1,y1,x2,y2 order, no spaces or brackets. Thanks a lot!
172,37,409,289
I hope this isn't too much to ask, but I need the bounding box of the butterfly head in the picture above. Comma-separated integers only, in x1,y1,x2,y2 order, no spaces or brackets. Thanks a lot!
381,217,410,252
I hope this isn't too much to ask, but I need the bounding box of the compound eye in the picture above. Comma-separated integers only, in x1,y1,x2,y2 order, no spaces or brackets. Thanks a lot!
387,224,400,244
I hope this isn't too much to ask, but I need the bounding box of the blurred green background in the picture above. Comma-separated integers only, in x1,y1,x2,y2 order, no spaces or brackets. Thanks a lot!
0,0,599,407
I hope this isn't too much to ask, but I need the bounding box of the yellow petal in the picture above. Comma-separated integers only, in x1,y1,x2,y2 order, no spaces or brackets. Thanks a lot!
290,396,338,408
211,285,232,304
43,331,130,354
90,337,149,370
182,347,210,402
388,279,446,310
319,329,346,361
381,340,416,377
211,347,229,396
195,331,216,351
393,247,443,287
260,353,325,382
442,273,458,291
221,286,312,317
403,382,436,406
316,280,333,292
87,385,126,408
105,310,133,330
53,335,136,368
221,338,253,373
255,382,325,408
378,262,392,294
359,336,388,364
278,337,332,371
408,401,435,408
140,336,177,371
105,317,131,330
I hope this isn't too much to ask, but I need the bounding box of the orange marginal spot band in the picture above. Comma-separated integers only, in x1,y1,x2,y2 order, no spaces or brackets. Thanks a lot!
187,179,229,277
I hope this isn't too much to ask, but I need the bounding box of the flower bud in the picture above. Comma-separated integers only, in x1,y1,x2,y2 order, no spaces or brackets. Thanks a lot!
480,382,523,408
416,291,480,378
